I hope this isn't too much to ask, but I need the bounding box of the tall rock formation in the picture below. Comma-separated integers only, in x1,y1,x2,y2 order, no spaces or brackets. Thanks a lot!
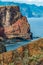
0,6,32,39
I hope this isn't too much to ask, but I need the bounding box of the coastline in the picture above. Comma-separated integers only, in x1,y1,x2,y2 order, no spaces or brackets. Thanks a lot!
6,37,41,51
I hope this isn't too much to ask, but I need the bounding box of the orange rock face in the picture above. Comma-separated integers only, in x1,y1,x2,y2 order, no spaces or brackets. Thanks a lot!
4,16,30,38
0,6,31,39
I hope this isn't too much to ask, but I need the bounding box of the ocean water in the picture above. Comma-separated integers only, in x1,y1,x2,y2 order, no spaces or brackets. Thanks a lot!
28,17,43,38
6,17,43,51
6,40,30,51
6,38,39,51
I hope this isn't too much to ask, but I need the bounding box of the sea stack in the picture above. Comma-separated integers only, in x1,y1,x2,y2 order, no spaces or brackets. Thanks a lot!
0,6,32,39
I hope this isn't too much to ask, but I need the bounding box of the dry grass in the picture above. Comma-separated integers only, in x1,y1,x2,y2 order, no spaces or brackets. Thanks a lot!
0,38,43,65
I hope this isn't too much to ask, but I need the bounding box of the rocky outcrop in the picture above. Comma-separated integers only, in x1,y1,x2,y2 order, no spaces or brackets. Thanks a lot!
0,43,6,54
0,38,43,65
0,6,32,39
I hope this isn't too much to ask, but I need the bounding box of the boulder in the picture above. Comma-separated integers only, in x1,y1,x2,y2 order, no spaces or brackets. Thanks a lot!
0,6,32,39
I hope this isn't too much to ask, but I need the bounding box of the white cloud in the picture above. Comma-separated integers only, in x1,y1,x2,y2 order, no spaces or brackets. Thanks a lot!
2,0,43,2
1,0,12,1
1,0,43,5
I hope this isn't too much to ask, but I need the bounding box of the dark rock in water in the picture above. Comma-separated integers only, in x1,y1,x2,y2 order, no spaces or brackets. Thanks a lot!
0,6,32,39
30,32,33,39
0,43,6,53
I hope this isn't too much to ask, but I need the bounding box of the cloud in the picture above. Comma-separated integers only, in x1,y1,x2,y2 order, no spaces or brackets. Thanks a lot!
2,0,43,2
1,0,43,5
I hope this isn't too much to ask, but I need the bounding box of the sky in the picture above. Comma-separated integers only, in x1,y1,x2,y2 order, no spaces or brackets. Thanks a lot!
1,0,43,6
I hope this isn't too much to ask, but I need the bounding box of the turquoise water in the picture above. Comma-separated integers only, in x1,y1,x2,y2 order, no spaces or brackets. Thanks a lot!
6,40,30,51
6,38,39,51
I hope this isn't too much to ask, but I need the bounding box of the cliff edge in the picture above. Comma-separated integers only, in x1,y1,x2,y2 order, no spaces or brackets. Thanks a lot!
0,6,32,39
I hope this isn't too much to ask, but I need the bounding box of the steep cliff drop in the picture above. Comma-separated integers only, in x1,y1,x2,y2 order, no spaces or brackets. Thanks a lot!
0,6,32,40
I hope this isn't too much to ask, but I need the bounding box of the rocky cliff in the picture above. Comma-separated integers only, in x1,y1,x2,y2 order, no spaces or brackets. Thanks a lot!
0,6,32,39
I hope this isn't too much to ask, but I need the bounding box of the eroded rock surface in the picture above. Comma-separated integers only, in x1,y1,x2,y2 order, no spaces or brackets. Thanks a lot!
0,6,31,39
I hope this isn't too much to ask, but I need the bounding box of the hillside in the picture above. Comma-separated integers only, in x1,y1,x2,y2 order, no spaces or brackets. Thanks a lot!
0,38,43,65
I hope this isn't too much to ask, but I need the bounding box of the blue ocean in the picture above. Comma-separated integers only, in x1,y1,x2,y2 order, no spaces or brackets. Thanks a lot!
28,17,43,38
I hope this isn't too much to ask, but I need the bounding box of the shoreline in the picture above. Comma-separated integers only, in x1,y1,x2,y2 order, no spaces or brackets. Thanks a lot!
6,37,42,51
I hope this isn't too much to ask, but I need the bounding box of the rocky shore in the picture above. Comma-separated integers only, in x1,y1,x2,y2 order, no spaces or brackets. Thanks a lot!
0,38,43,65
0,6,32,39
